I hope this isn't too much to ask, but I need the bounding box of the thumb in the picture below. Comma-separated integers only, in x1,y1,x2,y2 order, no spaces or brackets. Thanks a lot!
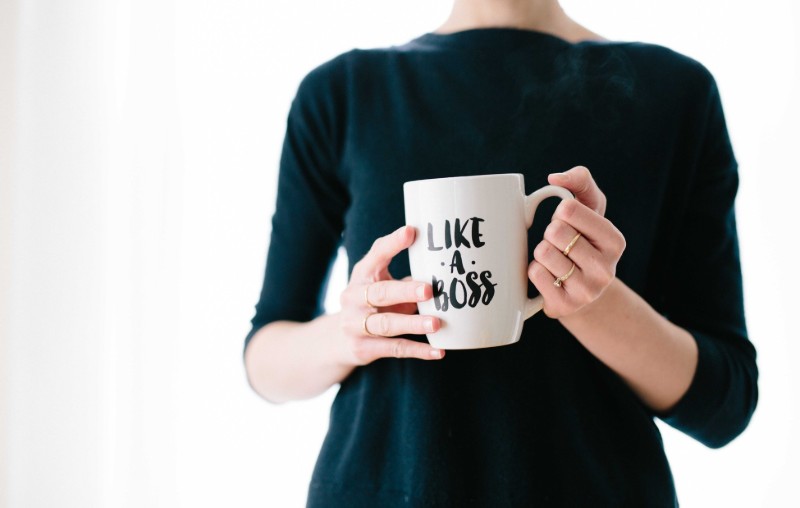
547,165,607,216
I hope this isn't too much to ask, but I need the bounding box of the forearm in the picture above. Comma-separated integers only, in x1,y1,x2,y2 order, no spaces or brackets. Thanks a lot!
244,313,354,404
558,277,699,413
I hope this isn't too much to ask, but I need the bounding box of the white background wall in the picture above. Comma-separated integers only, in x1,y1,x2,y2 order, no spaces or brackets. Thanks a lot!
1,0,798,507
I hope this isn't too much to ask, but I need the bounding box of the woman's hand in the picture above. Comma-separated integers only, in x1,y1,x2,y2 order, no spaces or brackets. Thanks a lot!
337,225,445,365
528,166,627,318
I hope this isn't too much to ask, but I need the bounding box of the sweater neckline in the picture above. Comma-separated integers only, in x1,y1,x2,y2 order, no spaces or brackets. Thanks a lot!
411,27,615,49
414,27,579,50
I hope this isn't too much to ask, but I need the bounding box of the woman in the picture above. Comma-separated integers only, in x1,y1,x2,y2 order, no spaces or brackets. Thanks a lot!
243,0,758,505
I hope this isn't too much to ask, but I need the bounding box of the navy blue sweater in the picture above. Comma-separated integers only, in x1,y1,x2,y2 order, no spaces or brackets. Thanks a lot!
244,28,758,507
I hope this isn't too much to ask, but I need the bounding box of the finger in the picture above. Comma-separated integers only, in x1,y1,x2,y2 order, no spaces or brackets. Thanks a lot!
552,199,623,255
532,239,583,295
544,218,583,255
352,225,415,282
547,166,607,216
366,280,432,308
364,312,440,337
358,337,445,363
544,219,597,266
543,218,600,269
527,260,569,317
389,276,422,312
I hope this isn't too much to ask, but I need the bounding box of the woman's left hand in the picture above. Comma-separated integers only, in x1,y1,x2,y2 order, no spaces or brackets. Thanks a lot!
528,166,627,319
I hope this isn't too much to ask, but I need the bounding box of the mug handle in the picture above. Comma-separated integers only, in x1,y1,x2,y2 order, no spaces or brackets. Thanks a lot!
523,185,575,319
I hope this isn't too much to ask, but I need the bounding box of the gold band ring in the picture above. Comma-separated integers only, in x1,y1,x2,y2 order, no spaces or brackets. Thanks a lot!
363,313,378,337
553,263,576,287
364,284,376,309
563,233,582,256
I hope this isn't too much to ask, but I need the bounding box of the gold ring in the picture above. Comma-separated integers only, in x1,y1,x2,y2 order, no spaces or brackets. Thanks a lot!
364,284,376,308
363,313,378,337
563,233,582,256
553,263,576,287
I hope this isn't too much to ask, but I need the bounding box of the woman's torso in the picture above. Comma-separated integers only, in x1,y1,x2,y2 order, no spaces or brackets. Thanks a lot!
305,28,711,507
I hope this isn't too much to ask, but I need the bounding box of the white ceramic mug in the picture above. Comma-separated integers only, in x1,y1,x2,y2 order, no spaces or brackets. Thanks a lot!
403,174,574,349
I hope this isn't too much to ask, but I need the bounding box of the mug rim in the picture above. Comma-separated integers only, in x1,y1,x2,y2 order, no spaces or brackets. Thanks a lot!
403,173,523,188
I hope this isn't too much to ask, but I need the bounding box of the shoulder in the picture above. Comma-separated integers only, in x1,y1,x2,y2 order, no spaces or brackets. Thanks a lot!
296,44,401,83
292,52,350,106
568,39,722,122
291,47,390,105
604,41,718,98
291,43,418,118
631,42,713,78
296,38,425,89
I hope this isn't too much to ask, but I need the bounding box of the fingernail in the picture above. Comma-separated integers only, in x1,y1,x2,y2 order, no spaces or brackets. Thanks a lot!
554,171,570,180
430,348,443,358
416,284,426,300
424,317,435,333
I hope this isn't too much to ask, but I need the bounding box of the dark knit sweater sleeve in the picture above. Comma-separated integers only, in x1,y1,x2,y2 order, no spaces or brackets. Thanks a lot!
242,58,349,358
656,69,758,448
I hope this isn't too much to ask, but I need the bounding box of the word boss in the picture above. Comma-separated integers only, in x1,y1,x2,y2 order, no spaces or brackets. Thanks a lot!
426,217,496,311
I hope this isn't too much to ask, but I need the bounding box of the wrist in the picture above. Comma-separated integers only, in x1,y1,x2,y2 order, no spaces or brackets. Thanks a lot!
326,312,360,371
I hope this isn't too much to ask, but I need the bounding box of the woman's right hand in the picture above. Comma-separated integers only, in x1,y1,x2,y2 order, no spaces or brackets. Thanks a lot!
337,225,445,366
